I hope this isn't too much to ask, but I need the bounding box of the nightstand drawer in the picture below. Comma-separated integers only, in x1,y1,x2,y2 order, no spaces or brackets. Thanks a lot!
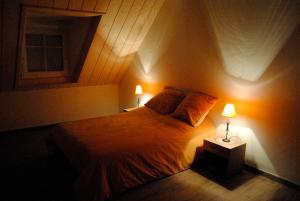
204,140,229,158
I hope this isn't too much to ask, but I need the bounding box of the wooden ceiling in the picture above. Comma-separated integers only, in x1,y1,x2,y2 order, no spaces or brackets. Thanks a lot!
21,0,165,85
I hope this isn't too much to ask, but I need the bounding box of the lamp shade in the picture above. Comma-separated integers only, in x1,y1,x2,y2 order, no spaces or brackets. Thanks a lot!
222,104,236,118
135,85,143,95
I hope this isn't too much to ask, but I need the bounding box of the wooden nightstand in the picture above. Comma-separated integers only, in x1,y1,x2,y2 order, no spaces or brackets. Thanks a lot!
203,136,246,177
123,107,138,112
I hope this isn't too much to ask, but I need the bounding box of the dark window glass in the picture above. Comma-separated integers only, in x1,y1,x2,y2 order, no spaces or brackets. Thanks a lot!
45,35,62,46
46,48,63,71
26,33,64,72
26,34,43,46
27,47,44,72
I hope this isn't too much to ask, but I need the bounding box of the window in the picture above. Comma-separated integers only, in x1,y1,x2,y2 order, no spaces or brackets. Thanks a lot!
26,34,64,72
17,13,69,87
16,7,101,89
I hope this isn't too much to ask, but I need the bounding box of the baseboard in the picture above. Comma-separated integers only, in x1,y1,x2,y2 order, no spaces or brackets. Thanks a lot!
244,165,299,190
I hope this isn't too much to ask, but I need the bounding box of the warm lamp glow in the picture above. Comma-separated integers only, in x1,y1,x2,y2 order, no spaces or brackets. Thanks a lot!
135,85,143,108
222,104,236,118
222,103,236,142
135,85,143,95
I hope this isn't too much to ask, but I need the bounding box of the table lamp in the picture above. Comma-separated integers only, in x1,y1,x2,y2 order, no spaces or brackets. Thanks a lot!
222,103,236,142
135,85,143,107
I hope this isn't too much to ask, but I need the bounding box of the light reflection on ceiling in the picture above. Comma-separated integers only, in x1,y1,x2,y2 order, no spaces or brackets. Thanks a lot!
204,0,299,81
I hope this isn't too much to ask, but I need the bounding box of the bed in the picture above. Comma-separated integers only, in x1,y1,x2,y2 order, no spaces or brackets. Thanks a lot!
49,103,215,201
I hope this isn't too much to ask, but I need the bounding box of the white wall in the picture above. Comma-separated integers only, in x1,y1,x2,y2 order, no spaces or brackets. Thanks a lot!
0,84,118,132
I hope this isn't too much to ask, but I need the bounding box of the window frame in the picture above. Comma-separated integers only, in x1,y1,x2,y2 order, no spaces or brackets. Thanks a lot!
22,31,68,79
15,6,102,89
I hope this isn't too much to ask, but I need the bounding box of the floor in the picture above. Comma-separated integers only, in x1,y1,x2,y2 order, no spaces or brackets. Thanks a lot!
0,126,299,201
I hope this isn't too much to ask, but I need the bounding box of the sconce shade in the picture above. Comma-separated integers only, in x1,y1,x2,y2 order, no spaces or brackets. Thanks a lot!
222,104,236,118
135,85,143,95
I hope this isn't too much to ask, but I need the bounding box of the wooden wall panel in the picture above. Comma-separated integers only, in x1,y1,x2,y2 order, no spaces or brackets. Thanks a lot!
53,0,69,9
113,54,134,83
115,0,165,83
0,1,20,90
78,0,165,85
68,0,83,10
78,0,123,84
131,0,165,57
0,0,164,90
21,0,38,6
38,0,54,7
88,0,135,84
95,0,111,13
0,0,2,89
112,0,157,83
119,0,155,57
101,0,145,84
82,0,97,11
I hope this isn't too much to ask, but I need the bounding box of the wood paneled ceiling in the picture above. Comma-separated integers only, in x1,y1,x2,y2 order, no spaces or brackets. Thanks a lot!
21,0,165,85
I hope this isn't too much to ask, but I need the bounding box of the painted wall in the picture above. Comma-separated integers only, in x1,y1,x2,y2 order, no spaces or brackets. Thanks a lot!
0,84,119,132
119,0,300,185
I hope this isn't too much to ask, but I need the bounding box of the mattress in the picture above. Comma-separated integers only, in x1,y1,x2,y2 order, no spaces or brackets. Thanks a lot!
49,107,215,201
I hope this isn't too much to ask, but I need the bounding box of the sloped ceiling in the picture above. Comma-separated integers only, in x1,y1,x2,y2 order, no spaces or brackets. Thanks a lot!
22,0,165,85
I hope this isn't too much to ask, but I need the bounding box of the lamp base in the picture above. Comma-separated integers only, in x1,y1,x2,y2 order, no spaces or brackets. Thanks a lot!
222,138,230,142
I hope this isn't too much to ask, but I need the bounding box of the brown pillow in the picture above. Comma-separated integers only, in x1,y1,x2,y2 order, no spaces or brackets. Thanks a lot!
145,88,185,114
172,92,217,127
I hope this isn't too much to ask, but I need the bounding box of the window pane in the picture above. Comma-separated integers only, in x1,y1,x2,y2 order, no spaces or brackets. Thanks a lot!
27,47,45,72
45,35,62,46
26,34,43,46
46,47,63,71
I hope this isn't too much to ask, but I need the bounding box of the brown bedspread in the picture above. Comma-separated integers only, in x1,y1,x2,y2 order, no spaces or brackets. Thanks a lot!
50,107,215,201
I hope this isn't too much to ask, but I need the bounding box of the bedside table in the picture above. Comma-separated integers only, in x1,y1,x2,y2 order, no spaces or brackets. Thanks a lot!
123,107,138,112
203,136,246,177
